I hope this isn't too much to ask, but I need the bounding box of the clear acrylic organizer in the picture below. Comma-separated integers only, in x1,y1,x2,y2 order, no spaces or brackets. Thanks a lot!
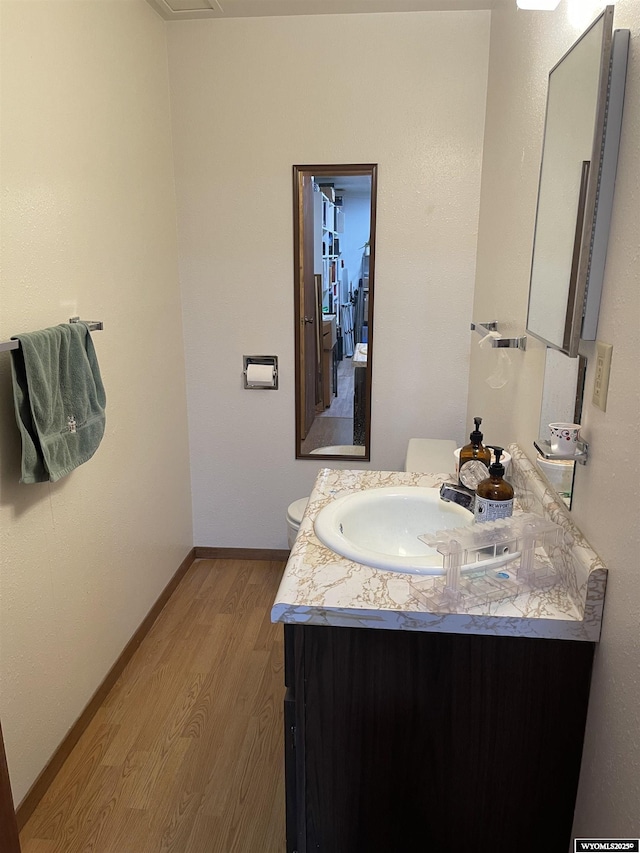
411,513,563,612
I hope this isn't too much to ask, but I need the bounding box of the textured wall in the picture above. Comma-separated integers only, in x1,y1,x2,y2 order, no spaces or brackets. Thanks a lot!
0,1,193,803
167,11,491,549
468,0,640,837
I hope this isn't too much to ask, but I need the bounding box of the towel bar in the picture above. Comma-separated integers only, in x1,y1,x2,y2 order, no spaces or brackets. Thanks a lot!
0,318,104,353
470,321,527,351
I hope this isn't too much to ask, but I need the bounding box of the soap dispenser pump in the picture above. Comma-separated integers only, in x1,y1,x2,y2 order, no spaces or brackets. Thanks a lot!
458,417,491,489
474,446,514,523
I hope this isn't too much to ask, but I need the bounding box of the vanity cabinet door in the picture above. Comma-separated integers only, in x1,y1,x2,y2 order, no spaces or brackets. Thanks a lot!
284,689,298,853
289,624,594,853
284,625,306,853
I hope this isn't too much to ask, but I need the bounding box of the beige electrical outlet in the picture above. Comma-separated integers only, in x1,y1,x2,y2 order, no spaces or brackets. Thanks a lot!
592,341,612,411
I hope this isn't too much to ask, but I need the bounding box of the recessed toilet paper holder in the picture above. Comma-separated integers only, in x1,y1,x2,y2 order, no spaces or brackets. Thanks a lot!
243,355,278,390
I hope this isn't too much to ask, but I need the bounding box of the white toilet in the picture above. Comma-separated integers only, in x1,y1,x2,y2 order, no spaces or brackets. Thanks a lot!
286,439,458,550
404,438,457,474
536,455,574,497
309,445,366,456
286,445,365,548
286,497,309,549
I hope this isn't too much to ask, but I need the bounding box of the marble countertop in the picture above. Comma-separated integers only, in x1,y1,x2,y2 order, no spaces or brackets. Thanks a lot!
271,446,607,642
352,343,368,365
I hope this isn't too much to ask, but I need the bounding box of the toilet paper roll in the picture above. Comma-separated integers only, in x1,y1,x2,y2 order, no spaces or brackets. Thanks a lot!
246,363,275,387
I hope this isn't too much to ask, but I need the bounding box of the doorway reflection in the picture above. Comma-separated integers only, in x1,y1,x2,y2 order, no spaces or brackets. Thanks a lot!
294,165,376,460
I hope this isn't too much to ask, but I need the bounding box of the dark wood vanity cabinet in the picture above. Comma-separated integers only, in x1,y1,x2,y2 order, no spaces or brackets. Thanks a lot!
283,623,595,853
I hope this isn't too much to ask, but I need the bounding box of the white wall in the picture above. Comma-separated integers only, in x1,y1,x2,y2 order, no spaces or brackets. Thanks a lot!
167,11,490,549
468,0,640,837
0,0,193,803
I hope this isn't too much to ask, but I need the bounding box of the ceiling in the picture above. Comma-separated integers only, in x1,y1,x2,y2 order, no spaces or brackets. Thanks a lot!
146,0,509,21
319,174,372,194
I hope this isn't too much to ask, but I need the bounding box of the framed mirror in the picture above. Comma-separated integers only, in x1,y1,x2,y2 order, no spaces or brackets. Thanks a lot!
293,164,377,460
526,6,628,357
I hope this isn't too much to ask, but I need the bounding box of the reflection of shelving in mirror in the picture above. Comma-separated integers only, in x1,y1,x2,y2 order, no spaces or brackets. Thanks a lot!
314,183,344,315
313,178,372,324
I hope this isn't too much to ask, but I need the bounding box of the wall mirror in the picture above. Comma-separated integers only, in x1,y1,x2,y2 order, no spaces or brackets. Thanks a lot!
293,164,377,460
535,349,587,509
526,6,628,357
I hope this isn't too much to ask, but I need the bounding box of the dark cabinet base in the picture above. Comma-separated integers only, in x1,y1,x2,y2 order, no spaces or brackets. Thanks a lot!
284,624,594,853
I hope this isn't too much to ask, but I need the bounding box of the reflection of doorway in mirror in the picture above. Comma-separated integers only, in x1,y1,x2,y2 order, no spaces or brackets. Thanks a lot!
297,171,372,456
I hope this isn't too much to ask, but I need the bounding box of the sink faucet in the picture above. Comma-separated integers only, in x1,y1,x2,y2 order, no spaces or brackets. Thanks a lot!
439,482,475,513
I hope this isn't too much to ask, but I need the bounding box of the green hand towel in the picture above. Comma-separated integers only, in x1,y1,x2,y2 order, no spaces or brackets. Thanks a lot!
10,322,106,483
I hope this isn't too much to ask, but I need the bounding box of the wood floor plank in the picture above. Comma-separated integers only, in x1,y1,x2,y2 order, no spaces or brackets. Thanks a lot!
187,612,234,681
249,643,285,720
108,750,149,809
199,708,263,821
130,665,207,753
218,565,258,616
93,806,152,853
253,599,283,652
17,839,57,853
123,735,192,813
182,812,222,852
216,699,284,852
141,780,203,853
19,558,287,852
22,715,119,842
194,560,253,614
49,764,122,853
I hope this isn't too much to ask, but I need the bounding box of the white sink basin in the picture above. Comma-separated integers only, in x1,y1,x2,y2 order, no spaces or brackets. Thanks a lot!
313,486,473,575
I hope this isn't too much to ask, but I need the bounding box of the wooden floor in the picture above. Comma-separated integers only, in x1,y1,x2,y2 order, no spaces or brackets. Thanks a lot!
317,357,355,419
300,357,360,454
300,415,354,453
19,559,287,853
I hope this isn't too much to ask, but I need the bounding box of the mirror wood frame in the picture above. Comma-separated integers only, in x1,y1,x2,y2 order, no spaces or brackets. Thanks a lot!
293,164,377,461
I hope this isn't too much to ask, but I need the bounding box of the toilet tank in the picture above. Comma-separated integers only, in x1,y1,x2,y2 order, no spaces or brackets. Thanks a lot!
404,439,457,475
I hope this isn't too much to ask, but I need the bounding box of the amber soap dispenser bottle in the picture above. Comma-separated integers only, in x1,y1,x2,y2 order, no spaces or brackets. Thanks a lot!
458,416,492,489
474,446,514,523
